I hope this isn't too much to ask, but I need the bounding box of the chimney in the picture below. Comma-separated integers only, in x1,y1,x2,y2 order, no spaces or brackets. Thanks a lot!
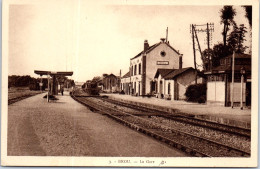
160,38,165,43
144,40,149,52
179,54,183,69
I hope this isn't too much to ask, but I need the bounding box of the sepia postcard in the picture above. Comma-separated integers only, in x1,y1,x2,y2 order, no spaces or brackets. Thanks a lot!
1,0,259,167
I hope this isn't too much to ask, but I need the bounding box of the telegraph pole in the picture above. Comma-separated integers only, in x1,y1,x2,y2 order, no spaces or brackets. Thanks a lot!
191,25,197,84
207,23,210,50
190,23,214,72
230,31,243,108
192,25,197,71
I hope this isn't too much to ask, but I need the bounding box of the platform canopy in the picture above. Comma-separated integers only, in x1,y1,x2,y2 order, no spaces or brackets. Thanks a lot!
34,70,73,76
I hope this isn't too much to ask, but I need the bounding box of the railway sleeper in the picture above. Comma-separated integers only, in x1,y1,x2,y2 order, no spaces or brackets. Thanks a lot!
102,97,250,136
73,94,247,158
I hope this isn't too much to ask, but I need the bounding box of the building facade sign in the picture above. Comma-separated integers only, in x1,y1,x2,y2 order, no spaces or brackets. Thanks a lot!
157,61,169,65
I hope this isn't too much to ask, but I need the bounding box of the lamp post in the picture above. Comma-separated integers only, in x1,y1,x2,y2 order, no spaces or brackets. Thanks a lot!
240,66,246,110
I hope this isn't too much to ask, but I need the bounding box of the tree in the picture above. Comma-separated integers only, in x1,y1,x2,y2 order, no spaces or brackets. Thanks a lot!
212,43,232,66
243,6,252,54
227,24,248,53
92,76,102,83
243,6,252,28
220,6,236,47
201,44,231,70
82,83,86,89
201,49,214,71
15,75,34,87
56,75,68,84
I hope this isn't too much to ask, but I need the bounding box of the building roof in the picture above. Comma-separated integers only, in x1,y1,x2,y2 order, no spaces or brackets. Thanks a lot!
164,67,194,80
122,71,130,78
204,64,251,75
205,53,251,75
131,43,159,60
154,69,175,78
226,53,251,59
130,42,181,60
34,70,73,76
103,73,118,79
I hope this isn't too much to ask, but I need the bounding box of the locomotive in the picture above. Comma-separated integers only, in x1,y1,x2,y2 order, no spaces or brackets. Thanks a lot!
84,80,101,95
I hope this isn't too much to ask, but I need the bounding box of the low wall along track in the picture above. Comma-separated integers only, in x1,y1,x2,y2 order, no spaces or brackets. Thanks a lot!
71,89,251,157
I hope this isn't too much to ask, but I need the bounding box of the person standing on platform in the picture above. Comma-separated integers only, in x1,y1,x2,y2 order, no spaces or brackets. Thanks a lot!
61,85,64,96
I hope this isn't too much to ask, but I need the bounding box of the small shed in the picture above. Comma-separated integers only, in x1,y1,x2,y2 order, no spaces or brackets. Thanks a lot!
154,67,203,100
204,53,251,107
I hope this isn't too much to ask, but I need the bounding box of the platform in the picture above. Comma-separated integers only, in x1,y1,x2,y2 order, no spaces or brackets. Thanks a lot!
7,91,186,156
102,93,251,129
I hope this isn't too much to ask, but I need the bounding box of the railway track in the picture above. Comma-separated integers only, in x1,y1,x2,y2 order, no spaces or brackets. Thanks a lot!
71,92,250,157
97,97,251,139
8,93,41,105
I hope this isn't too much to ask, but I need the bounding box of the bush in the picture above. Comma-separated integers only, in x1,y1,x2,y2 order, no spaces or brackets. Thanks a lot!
185,84,206,103
29,82,46,91
146,94,152,98
119,90,125,95
198,96,206,103
15,75,33,87
29,83,39,90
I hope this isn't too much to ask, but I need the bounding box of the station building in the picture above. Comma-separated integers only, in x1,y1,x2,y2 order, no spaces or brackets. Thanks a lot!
154,67,204,100
204,53,251,107
120,38,197,97
102,73,120,93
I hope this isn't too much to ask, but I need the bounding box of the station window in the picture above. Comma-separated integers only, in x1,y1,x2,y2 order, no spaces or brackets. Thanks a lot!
139,63,141,74
208,75,215,82
220,59,225,65
134,65,137,75
160,51,166,57
134,82,136,93
226,58,231,65
168,83,171,94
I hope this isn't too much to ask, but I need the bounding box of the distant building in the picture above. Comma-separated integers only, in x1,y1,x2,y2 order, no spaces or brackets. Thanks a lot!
120,38,183,96
103,74,120,93
75,81,85,88
154,67,204,100
204,53,251,107
120,71,131,94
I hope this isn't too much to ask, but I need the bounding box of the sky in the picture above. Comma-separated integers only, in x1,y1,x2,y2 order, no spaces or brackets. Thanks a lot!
8,0,251,82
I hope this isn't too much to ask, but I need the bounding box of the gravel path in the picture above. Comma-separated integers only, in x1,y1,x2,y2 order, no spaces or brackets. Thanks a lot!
7,92,186,156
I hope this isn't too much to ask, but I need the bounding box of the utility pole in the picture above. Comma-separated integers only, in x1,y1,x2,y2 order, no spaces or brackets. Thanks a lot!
190,23,214,73
240,72,244,110
240,67,246,110
231,31,243,108
207,23,210,50
231,50,235,108
191,25,197,84
207,23,211,70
